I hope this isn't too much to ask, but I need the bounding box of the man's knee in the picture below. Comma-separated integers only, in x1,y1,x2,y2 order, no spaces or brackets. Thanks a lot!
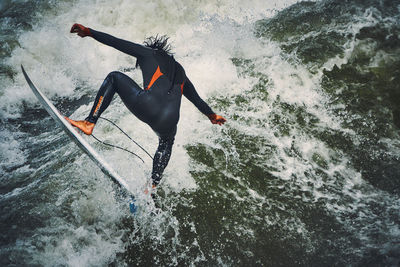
106,71,123,80
105,71,128,94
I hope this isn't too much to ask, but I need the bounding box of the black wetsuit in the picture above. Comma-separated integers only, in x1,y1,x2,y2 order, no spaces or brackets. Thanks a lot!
85,29,215,185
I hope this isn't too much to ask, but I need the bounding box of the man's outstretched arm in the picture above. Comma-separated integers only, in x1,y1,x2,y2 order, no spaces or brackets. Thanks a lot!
70,23,152,59
183,78,226,125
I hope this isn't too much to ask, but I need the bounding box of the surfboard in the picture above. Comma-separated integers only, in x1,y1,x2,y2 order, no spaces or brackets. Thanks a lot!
21,65,136,207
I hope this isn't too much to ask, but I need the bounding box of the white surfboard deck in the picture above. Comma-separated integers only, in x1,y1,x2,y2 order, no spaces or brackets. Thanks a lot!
21,65,134,196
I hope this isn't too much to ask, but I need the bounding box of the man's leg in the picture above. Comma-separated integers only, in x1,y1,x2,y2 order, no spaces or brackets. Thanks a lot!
151,136,175,186
66,71,143,134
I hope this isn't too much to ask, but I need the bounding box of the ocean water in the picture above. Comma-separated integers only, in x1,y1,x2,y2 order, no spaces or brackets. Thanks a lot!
1,0,399,266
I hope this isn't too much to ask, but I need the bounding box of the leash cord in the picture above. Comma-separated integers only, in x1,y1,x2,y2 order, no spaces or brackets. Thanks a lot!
91,116,154,162
91,134,145,163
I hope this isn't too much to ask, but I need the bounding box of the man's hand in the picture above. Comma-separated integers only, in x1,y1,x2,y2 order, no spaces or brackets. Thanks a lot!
70,23,91,37
208,113,226,126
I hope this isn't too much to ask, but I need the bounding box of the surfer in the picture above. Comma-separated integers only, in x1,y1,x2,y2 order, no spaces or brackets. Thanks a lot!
66,23,226,191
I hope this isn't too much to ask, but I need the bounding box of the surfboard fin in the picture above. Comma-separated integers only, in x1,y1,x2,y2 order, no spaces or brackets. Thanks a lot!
129,198,137,214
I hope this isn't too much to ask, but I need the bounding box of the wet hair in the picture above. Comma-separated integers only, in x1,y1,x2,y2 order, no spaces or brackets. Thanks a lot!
143,34,173,55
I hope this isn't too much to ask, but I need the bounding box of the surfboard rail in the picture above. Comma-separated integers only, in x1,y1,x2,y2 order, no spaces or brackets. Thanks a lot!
21,65,134,196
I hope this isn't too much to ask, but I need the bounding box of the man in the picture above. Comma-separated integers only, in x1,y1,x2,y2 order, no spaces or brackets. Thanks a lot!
66,23,226,191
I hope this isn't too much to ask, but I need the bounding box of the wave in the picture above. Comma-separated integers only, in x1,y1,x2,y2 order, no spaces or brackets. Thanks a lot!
1,0,399,266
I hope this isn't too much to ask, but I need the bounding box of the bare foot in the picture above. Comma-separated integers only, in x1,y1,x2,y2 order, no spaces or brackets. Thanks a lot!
64,117,95,135
144,184,157,195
